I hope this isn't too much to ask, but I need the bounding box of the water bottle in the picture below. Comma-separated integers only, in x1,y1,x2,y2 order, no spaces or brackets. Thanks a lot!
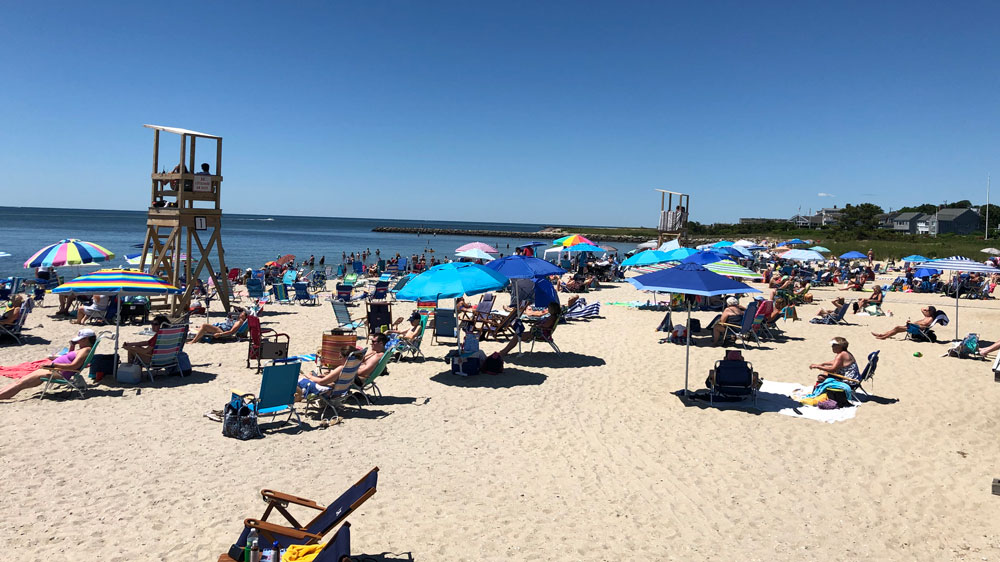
246,528,259,562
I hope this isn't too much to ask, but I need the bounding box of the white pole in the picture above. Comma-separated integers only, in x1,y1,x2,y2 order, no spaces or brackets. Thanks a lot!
987,173,991,241
683,301,692,397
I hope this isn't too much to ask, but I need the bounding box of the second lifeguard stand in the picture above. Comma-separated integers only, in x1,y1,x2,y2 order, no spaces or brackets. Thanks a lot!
655,189,690,246
140,124,232,316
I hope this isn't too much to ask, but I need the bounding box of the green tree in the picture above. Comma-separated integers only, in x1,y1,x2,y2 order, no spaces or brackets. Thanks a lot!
980,204,1000,234
836,202,884,231
897,203,938,215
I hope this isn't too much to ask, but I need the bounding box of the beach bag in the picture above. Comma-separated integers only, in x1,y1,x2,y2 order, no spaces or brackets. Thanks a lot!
948,333,979,358
482,352,504,375
89,354,118,383
222,394,263,440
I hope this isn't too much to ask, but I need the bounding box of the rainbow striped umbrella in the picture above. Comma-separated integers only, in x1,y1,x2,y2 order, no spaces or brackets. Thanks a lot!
24,239,114,268
554,234,594,247
52,269,182,296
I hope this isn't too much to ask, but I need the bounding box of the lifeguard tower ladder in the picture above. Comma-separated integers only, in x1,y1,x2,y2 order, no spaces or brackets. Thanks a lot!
140,124,232,316
655,189,690,247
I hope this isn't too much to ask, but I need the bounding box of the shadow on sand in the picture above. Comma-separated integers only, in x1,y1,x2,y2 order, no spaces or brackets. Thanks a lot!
430,367,547,388
504,352,605,369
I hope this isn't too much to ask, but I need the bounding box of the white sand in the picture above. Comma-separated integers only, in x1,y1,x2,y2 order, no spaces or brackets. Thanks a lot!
2,279,1000,561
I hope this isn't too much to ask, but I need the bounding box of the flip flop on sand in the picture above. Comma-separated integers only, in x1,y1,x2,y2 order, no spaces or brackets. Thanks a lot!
203,410,222,422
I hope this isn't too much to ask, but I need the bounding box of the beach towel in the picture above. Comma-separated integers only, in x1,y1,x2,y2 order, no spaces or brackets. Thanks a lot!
0,359,49,379
687,380,858,424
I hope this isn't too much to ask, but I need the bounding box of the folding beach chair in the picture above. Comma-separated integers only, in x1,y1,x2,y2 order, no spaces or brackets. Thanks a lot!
388,274,412,300
827,350,879,401
319,331,358,371
282,270,298,286
334,283,354,303
292,282,318,305
354,347,398,404
432,308,458,345
365,302,392,336
246,315,290,372
270,283,292,305
563,299,601,320
479,305,523,341
460,293,495,329
707,358,759,406
302,356,365,422
231,362,303,431
416,299,437,325
310,270,327,292
353,261,364,275
343,272,358,288
80,296,114,325
529,309,563,354
0,298,33,345
132,324,187,381
225,467,377,558
332,301,367,339
39,331,108,399
719,300,760,349
810,301,851,325
394,314,428,360
905,312,949,342
246,278,268,303
370,281,390,302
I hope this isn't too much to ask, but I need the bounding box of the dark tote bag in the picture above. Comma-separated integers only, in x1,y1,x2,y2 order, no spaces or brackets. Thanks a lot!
222,394,263,440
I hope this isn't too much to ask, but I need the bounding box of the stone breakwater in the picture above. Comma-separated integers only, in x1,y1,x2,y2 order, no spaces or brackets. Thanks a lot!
371,226,652,243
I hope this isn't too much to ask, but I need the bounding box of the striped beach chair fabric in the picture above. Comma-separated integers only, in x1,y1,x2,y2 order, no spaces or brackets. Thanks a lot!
134,324,188,381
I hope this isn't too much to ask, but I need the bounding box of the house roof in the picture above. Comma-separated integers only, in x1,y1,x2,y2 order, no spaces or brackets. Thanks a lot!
935,208,977,221
894,212,923,221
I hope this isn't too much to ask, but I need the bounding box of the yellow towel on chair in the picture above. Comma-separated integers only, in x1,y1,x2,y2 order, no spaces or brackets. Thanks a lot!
282,543,324,562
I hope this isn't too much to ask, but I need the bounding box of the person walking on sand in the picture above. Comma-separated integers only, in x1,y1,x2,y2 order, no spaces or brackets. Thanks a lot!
867,249,874,267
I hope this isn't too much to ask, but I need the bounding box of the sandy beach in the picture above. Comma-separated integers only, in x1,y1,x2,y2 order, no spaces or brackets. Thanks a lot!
2,278,1000,561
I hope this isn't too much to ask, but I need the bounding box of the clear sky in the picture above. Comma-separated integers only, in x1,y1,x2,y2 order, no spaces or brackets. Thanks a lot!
2,1,999,226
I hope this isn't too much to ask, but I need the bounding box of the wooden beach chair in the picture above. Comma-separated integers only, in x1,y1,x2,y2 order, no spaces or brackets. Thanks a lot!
246,315,290,372
223,467,377,559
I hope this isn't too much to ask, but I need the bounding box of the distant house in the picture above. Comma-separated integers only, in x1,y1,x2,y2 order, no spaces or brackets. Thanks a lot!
876,212,900,229
891,212,923,234
926,208,981,235
789,214,811,228
816,207,842,227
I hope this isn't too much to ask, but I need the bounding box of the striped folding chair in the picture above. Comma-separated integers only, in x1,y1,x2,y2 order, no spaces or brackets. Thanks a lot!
134,324,188,381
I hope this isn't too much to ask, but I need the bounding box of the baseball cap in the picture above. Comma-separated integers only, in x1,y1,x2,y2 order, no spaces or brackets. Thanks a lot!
71,328,96,342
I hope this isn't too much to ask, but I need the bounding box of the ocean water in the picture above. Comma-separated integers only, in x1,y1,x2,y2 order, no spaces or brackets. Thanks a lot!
0,206,564,278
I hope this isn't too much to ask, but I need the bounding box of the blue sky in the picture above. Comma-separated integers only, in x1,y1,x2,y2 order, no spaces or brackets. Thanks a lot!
2,1,999,226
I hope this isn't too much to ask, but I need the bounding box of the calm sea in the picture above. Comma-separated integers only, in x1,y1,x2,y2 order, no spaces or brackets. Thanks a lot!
0,206,587,278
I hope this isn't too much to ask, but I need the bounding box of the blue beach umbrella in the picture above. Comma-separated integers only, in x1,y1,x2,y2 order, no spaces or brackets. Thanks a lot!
680,251,724,265
840,251,867,259
779,238,807,246
485,255,566,279
629,263,760,396
563,243,605,253
902,254,929,262
517,242,547,249
396,262,508,301
533,278,559,308
661,247,698,261
913,268,939,278
712,246,751,260
711,240,735,248
621,250,672,267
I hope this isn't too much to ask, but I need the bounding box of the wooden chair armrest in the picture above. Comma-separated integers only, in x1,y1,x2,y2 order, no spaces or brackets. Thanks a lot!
719,322,740,329
259,489,323,509
244,518,321,541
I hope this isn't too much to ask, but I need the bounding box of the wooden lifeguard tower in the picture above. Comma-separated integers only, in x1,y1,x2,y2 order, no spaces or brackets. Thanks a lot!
655,189,690,246
140,124,232,316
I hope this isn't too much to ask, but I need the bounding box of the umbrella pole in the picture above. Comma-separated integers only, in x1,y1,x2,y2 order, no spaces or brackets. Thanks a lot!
515,282,522,355
955,279,960,341
114,294,122,380
684,301,691,397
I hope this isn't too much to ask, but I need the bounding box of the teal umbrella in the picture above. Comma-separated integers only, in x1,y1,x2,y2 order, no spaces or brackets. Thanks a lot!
809,246,830,253
563,243,605,253
396,262,508,301
622,250,671,267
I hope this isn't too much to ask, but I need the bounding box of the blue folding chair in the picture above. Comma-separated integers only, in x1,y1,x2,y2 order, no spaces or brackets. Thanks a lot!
231,362,303,430
292,282,318,305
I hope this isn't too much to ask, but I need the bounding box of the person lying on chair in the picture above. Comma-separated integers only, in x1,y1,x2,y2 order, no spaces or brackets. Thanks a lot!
387,312,422,344
188,308,248,343
816,297,845,318
871,306,937,340
854,285,883,313
808,337,860,386
0,330,96,400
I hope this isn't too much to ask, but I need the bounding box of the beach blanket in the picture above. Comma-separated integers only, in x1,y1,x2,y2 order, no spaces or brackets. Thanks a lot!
687,380,858,424
0,359,49,380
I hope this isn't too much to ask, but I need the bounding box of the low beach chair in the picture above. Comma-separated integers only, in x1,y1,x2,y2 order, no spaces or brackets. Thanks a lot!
343,272,359,287
81,296,113,325
332,301,367,339
225,467,377,558
319,331,358,370
365,302,393,336
231,362,303,431
394,314,428,360
354,347,398,403
479,305,523,341
132,324,187,381
0,298,33,345
246,315,290,372
292,282,318,305
270,283,292,305
707,358,759,406
432,308,458,345
905,311,949,342
39,331,107,399
719,300,760,349
370,281,390,302
388,274,411,300
810,301,851,325
303,356,365,422
224,522,351,562
459,293,495,325
529,309,563,354
246,278,268,304
335,283,354,303
564,299,601,320
353,261,364,275
824,350,879,400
